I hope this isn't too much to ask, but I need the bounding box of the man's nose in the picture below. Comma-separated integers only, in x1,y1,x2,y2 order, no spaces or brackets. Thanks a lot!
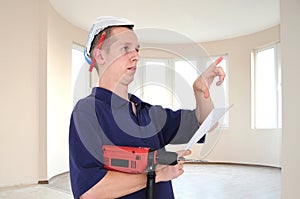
130,49,139,62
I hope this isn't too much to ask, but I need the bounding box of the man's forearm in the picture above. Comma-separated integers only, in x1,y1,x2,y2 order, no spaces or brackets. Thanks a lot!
194,90,214,125
80,160,189,199
193,56,225,125
80,171,147,199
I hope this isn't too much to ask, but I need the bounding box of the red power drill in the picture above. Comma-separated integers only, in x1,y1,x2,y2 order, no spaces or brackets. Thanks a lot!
102,145,179,199
102,145,179,174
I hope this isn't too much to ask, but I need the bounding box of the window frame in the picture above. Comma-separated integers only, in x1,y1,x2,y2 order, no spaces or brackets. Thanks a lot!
135,55,230,127
251,43,282,129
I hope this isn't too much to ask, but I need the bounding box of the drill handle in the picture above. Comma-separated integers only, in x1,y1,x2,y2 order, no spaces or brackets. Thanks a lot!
146,150,156,199
156,149,178,165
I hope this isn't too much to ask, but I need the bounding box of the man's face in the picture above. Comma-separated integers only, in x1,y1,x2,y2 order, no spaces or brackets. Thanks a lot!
101,27,140,87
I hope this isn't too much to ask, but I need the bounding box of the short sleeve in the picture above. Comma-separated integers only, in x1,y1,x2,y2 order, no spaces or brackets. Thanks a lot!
159,108,205,145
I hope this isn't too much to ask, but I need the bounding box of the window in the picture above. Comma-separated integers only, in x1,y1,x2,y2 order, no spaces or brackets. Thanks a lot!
72,43,97,106
207,56,229,109
72,44,87,106
140,59,173,109
206,56,229,127
174,60,198,110
251,44,282,129
130,56,230,127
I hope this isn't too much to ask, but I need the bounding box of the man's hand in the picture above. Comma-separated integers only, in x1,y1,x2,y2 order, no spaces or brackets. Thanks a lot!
155,150,191,182
193,56,226,98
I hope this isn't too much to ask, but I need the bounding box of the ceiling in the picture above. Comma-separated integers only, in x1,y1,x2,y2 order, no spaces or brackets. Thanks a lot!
49,0,280,44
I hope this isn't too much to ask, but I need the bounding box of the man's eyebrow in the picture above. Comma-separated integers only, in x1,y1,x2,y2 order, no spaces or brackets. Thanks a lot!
121,42,140,49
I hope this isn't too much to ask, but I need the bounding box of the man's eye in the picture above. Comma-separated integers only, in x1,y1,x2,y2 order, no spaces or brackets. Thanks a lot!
121,46,129,52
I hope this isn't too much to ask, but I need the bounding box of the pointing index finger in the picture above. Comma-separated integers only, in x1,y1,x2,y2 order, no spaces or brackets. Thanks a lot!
214,56,223,66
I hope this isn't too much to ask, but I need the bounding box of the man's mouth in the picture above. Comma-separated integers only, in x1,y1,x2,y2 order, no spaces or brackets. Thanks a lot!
127,66,136,71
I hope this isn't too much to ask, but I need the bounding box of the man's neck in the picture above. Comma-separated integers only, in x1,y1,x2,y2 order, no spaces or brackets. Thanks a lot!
99,80,129,101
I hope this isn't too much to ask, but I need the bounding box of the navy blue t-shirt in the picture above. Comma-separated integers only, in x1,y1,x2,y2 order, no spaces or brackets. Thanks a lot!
69,87,203,199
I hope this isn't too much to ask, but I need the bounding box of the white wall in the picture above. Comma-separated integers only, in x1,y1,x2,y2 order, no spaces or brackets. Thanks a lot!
47,5,87,179
0,0,87,187
0,0,42,186
281,0,300,198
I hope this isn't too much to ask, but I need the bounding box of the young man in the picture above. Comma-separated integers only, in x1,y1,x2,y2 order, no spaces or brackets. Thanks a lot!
69,16,225,199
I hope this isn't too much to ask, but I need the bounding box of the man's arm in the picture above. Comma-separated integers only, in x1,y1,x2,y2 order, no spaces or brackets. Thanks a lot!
193,57,226,125
80,171,147,199
80,150,191,199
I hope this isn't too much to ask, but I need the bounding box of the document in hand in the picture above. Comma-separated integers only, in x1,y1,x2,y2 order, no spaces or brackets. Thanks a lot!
184,105,233,150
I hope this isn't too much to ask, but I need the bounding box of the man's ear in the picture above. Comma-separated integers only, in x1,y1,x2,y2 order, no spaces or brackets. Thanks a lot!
93,48,105,65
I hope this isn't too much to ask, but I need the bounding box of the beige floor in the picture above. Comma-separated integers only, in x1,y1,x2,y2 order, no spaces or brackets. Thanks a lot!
0,163,281,199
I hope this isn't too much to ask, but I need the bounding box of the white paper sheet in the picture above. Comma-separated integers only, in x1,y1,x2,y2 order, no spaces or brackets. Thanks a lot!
184,105,233,150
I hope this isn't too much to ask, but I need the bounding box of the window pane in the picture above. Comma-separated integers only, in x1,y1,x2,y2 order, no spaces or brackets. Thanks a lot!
135,56,230,128
253,46,281,129
137,60,173,109
72,44,88,106
175,60,198,87
206,56,229,127
174,60,198,110
143,84,173,108
207,57,228,108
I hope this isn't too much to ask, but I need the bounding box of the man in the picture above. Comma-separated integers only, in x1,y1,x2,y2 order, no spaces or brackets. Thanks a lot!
69,16,225,199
